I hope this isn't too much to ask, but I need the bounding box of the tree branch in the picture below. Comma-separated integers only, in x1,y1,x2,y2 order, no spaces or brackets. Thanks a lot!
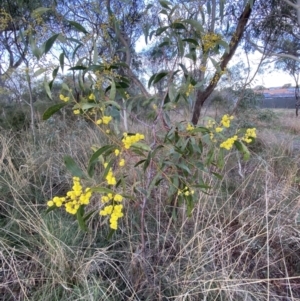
106,0,150,98
247,39,300,63
282,0,300,25
191,1,255,124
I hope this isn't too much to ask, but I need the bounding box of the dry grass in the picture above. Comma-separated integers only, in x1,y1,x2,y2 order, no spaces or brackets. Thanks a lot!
1,110,300,301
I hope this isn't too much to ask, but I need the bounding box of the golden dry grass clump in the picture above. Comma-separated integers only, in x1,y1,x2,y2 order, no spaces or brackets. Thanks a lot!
1,110,300,301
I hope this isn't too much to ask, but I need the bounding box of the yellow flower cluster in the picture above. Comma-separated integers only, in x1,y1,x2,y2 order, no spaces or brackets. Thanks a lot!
186,84,194,97
210,132,216,142
96,115,112,125
200,65,207,72
119,158,125,167
0,9,12,31
178,186,195,196
220,114,234,128
100,192,124,229
101,193,123,203
186,123,194,131
104,162,116,185
73,109,80,115
60,94,69,102
122,133,145,149
242,128,256,143
100,204,124,230
207,119,216,128
220,135,238,150
47,177,92,215
113,149,125,167
88,93,95,101
202,32,221,52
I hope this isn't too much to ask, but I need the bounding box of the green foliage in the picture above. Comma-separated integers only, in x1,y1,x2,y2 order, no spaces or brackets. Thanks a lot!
34,1,258,232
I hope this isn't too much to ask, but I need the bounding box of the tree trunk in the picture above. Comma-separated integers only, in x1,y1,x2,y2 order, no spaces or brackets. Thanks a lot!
191,1,256,125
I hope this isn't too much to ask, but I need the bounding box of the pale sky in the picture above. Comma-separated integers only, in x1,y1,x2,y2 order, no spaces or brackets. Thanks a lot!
240,51,295,88
256,71,294,88
136,37,295,89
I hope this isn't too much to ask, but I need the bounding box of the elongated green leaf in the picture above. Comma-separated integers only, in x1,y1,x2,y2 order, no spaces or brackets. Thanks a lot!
159,0,172,9
44,81,52,100
76,205,88,231
81,103,99,111
31,7,51,17
83,209,98,222
218,39,229,53
148,73,157,88
102,160,114,181
170,4,179,16
44,34,59,55
234,141,250,160
69,66,87,71
46,206,57,214
143,23,149,44
67,37,84,45
210,57,220,71
59,52,64,71
159,9,169,15
219,0,225,22
88,145,115,177
178,38,184,57
217,148,225,169
179,63,189,75
131,142,151,152
107,229,116,239
93,38,98,64
207,0,211,15
90,186,115,194
109,80,116,101
104,101,121,109
52,66,59,79
49,79,54,90
205,148,214,166
153,71,169,85
186,194,193,217
171,22,186,30
67,20,88,34
43,103,67,120
30,38,42,60
192,126,210,133
155,26,169,36
62,83,70,91
134,159,146,167
182,38,199,46
158,40,171,48
57,34,67,44
193,183,212,190
64,155,86,178
176,163,191,175
34,68,47,77
143,152,151,172
184,19,204,33
211,172,223,180
72,44,83,60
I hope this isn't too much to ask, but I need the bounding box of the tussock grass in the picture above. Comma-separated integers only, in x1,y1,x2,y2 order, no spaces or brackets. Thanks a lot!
1,112,300,301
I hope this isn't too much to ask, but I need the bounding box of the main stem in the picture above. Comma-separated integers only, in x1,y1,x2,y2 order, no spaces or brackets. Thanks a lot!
191,1,255,125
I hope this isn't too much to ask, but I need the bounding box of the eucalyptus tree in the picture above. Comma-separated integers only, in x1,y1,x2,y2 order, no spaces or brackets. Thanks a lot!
0,0,59,91
139,0,257,124
245,0,300,114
